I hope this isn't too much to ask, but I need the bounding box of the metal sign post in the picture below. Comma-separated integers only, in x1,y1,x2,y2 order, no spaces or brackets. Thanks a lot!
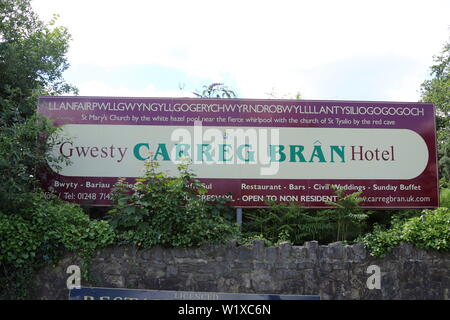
236,207,242,228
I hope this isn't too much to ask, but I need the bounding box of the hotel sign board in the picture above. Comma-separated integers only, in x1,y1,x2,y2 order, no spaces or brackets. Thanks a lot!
37,96,439,208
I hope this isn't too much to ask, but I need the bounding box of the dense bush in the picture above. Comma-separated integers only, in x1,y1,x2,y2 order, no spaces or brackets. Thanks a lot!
0,115,69,214
440,187,450,208
107,159,239,248
358,207,450,257
0,192,115,299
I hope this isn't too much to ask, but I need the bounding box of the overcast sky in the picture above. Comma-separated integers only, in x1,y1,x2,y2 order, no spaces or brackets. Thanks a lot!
32,0,449,101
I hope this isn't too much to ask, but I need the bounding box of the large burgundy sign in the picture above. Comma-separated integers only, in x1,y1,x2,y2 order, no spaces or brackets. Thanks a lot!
37,96,439,208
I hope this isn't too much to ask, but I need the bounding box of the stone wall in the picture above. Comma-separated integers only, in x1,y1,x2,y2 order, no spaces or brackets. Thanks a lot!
32,241,450,300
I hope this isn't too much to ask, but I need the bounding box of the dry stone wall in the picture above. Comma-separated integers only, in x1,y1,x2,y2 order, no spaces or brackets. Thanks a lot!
33,241,450,300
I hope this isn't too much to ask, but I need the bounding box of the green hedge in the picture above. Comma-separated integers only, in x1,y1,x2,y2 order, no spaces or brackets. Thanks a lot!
358,207,450,257
0,192,115,299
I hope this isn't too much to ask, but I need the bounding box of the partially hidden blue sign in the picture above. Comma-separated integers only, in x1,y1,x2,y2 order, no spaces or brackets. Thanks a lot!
69,287,320,300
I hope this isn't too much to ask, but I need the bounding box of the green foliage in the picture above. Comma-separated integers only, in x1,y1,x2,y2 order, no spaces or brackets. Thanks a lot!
440,177,449,189
193,83,237,98
0,1,115,299
420,37,449,118
358,207,450,257
0,114,69,214
0,192,115,299
244,201,334,245
0,213,38,267
244,188,370,244
323,188,370,242
438,144,450,185
108,158,239,248
440,188,450,208
365,208,421,230
356,223,403,258
237,231,292,247
402,208,450,251
24,193,115,258
420,36,450,182
237,234,274,246
0,0,75,217
1,0,77,125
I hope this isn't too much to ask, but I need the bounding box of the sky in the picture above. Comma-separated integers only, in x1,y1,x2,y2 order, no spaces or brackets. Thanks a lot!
31,0,450,102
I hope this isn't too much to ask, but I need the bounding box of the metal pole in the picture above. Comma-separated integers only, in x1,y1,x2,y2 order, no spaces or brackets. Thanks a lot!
236,207,243,228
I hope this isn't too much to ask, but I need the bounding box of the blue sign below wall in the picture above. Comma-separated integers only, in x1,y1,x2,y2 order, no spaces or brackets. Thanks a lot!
69,287,320,300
